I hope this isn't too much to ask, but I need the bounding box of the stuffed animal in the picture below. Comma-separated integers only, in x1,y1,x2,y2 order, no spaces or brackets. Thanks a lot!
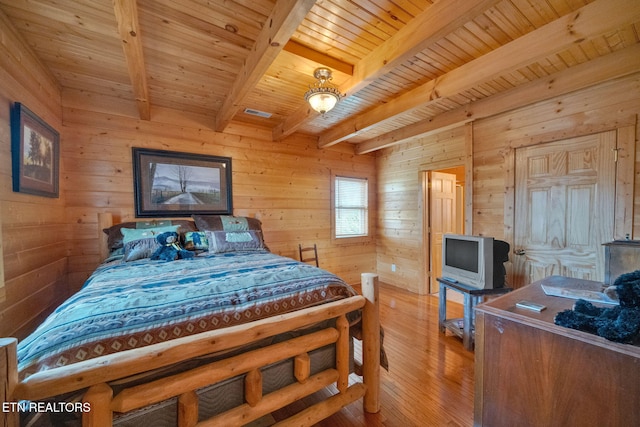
554,270,640,343
151,231,195,261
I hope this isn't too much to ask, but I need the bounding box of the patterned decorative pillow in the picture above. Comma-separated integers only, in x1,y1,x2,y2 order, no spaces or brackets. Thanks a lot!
120,225,180,261
183,231,209,251
192,215,263,233
122,238,159,262
103,220,196,251
206,230,266,254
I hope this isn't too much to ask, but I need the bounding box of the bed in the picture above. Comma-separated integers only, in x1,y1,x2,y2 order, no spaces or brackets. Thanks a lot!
0,213,381,427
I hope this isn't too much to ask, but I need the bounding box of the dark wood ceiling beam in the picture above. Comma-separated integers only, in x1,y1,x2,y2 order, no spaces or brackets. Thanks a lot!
283,40,353,75
325,0,640,149
273,0,503,141
214,0,317,132
113,0,151,120
355,44,640,154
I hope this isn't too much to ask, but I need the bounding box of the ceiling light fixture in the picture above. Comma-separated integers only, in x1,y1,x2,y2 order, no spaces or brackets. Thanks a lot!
304,67,342,115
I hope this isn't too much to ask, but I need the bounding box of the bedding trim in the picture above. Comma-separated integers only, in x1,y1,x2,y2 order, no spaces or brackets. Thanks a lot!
14,296,365,401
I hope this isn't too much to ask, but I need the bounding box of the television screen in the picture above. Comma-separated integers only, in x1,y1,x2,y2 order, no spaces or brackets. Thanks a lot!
445,238,479,273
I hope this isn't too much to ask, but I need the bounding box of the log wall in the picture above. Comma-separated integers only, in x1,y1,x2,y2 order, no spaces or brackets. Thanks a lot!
376,127,468,292
61,107,377,295
376,73,639,294
0,10,67,338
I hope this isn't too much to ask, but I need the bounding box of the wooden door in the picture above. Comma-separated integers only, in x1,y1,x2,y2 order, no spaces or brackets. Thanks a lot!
513,131,616,286
430,171,457,288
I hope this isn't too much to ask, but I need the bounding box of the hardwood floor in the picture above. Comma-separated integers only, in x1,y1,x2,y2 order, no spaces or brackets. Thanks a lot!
273,282,475,426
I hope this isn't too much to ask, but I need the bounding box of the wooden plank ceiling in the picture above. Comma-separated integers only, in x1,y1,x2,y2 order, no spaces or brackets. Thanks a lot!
1,0,639,153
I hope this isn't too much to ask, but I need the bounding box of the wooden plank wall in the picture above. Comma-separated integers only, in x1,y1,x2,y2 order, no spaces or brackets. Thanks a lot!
376,127,467,293
0,10,68,338
473,74,639,240
376,73,639,294
61,107,377,294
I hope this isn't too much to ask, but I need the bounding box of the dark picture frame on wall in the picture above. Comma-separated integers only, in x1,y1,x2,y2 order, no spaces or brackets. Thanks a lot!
10,102,60,198
132,148,233,217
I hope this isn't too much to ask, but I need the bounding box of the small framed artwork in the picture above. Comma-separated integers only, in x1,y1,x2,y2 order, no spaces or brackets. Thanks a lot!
132,148,233,217
11,103,60,198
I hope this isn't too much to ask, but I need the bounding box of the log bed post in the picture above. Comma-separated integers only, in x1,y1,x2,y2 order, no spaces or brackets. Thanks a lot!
361,272,380,413
82,383,113,427
1,338,19,427
98,212,113,262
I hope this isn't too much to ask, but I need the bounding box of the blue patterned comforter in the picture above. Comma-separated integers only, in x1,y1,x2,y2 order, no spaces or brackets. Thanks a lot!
18,251,355,379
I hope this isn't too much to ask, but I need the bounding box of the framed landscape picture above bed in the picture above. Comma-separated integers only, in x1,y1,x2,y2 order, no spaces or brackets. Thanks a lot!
132,147,233,217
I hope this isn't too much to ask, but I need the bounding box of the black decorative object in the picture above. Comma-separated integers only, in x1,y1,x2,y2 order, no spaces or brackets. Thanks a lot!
555,270,640,344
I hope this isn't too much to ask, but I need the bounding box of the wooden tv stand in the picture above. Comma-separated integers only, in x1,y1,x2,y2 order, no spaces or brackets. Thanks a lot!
474,276,640,427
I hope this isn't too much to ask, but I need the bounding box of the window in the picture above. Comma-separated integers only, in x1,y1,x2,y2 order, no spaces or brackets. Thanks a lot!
333,175,368,239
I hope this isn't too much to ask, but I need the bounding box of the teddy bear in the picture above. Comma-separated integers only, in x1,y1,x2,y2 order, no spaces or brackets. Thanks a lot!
150,231,195,261
554,269,640,344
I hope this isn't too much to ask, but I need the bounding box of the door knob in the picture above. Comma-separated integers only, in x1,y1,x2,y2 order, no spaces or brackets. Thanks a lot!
514,249,526,255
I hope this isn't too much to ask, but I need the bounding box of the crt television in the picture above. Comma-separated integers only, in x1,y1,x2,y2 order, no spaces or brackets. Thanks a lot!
441,234,510,289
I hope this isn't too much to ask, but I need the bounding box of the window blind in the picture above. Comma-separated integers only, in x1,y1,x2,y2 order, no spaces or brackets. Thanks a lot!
335,176,368,238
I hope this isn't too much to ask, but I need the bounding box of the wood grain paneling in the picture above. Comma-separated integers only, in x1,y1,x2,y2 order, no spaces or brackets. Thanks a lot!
61,107,377,292
376,127,467,294
377,73,639,294
473,74,640,240
0,7,65,338
3,0,636,146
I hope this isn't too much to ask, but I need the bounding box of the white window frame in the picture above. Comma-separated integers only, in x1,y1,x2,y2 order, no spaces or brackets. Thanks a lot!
331,172,371,244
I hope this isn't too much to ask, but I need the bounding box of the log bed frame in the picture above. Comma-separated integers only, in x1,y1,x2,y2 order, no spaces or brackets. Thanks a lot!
0,214,381,426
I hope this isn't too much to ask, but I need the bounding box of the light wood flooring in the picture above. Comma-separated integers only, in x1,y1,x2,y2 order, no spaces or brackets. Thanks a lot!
273,282,475,426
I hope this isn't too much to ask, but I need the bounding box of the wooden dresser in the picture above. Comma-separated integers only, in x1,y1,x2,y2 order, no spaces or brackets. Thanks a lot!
474,277,640,427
